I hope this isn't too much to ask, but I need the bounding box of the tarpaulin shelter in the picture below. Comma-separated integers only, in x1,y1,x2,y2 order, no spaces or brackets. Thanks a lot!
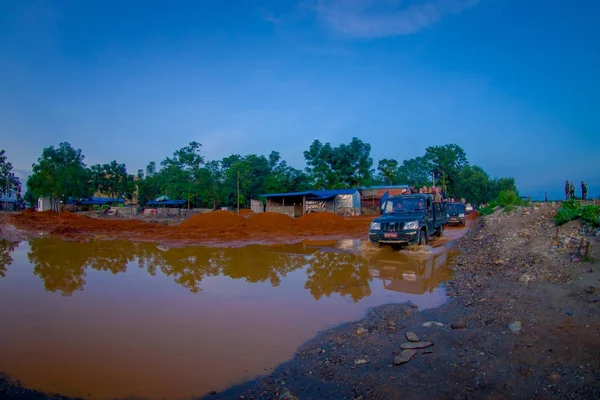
261,189,361,217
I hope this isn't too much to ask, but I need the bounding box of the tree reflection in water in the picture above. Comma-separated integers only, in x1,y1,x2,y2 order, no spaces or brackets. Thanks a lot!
25,239,310,296
27,238,135,296
304,250,372,302
0,239,19,278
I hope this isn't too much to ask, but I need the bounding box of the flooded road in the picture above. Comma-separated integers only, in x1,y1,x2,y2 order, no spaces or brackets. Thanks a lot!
0,230,462,400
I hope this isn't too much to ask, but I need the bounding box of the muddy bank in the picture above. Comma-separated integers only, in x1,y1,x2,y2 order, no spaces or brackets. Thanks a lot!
207,203,600,399
0,211,373,247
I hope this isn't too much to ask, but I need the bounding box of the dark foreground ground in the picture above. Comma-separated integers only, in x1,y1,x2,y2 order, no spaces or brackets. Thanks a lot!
2,203,600,400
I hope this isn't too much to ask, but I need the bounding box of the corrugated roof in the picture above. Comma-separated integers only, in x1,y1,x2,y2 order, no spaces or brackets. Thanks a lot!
66,197,125,205
261,189,359,199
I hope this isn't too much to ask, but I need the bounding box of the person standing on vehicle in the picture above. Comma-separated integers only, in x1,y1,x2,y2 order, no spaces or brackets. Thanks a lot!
582,181,588,201
570,181,575,199
565,180,570,199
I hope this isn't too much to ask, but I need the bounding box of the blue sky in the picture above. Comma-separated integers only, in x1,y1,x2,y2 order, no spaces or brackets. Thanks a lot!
1,0,598,200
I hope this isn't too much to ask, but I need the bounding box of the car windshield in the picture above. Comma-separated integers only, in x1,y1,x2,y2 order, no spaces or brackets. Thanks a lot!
447,203,466,212
383,198,426,214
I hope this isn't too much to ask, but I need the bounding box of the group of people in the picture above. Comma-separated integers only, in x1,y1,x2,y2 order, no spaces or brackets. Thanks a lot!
399,185,455,204
565,180,588,200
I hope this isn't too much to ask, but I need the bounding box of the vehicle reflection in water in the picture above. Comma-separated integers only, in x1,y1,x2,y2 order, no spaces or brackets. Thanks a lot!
0,237,455,400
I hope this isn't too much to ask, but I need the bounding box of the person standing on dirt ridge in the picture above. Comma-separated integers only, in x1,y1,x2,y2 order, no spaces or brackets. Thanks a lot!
570,181,575,199
581,181,588,201
565,180,570,199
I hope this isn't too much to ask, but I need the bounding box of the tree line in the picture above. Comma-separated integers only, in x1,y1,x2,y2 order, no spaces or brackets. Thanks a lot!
20,139,517,209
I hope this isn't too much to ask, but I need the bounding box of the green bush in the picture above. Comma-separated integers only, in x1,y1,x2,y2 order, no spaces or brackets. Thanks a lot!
553,200,599,226
581,205,600,226
498,190,520,208
479,200,498,216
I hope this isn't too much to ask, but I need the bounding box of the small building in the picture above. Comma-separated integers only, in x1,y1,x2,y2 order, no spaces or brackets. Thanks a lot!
359,185,409,215
261,189,361,217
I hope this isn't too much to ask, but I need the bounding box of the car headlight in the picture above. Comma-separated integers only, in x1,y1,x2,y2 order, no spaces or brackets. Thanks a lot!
404,221,419,230
370,222,381,230
447,214,450,218
459,213,465,217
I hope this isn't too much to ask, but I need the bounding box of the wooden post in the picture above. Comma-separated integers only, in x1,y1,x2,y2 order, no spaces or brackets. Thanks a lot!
302,196,306,215
237,170,240,213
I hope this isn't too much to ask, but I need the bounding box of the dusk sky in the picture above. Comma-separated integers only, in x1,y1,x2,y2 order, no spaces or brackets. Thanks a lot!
1,0,598,200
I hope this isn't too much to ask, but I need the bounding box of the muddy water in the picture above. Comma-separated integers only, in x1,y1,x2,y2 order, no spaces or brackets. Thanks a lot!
0,232,460,400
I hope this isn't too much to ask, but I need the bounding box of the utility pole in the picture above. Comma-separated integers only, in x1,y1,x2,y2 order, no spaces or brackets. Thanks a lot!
237,170,240,213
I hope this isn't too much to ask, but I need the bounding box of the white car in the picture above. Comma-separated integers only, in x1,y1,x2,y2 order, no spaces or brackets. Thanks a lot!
465,203,474,214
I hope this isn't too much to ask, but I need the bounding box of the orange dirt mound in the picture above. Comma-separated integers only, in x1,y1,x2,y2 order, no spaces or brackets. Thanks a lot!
296,212,350,230
238,209,254,217
179,210,243,231
21,208,35,215
242,212,296,232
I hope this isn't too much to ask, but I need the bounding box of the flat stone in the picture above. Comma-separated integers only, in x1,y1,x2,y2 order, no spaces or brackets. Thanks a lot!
354,358,369,365
401,341,433,349
393,350,417,365
355,327,368,336
422,321,444,328
451,321,467,329
508,321,522,334
406,332,420,342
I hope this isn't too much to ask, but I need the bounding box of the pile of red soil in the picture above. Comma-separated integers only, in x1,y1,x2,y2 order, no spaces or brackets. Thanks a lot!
296,212,350,230
238,209,254,217
242,212,296,232
179,210,243,231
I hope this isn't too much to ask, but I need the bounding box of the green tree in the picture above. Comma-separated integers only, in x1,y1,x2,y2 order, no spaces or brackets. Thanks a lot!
396,156,432,188
424,144,469,193
377,159,399,185
332,137,374,187
161,142,205,208
27,142,92,210
0,149,14,200
303,138,373,189
90,160,135,201
303,140,336,189
454,165,493,205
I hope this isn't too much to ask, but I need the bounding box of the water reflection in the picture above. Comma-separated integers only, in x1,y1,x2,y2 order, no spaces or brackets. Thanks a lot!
0,238,455,400
16,238,454,302
305,250,371,302
28,239,134,296
0,239,18,278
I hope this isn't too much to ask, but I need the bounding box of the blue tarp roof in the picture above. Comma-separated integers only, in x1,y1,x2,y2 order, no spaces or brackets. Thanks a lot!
66,197,125,205
145,199,187,206
261,189,358,200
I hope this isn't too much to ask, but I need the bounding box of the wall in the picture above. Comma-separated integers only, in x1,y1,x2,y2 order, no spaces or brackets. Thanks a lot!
266,205,295,218
250,199,264,213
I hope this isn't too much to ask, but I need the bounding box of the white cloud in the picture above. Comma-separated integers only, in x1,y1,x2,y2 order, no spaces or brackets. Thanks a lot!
312,0,479,38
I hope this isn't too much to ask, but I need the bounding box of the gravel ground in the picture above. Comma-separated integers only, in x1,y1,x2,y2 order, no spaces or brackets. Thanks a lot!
2,203,599,400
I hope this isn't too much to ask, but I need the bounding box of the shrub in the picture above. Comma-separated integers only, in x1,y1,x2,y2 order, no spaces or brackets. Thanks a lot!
581,205,600,226
552,200,599,226
479,200,498,216
498,190,520,208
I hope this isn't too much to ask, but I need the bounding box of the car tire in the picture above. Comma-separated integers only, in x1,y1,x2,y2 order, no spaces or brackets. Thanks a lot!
435,225,444,237
417,229,426,246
